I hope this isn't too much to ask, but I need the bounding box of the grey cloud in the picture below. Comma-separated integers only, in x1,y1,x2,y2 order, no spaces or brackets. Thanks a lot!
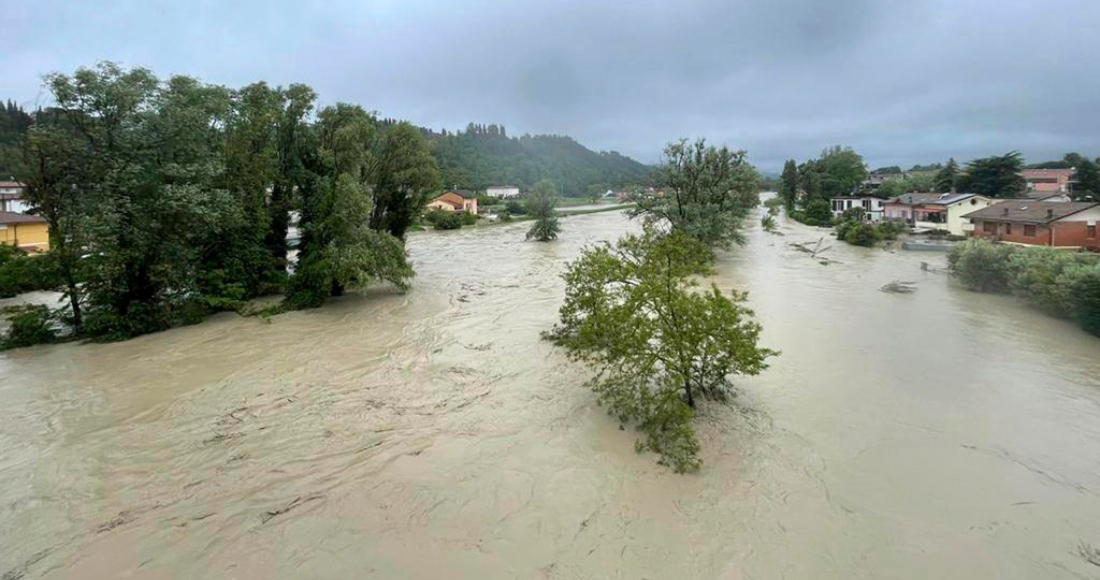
3,0,1100,170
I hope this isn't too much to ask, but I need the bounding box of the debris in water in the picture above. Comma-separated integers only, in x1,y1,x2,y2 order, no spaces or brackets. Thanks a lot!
1078,542,1100,568
261,494,324,524
880,281,918,294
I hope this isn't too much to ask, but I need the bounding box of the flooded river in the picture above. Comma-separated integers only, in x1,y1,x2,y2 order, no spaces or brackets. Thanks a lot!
3,209,1100,579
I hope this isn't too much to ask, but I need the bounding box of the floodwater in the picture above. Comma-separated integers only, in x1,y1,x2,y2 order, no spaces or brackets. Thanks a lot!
2,208,1100,579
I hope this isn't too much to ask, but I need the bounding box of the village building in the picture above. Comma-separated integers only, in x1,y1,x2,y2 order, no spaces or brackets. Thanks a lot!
1021,169,1074,193
882,193,942,223
0,211,50,252
0,180,30,213
911,193,997,236
964,201,1100,250
426,190,478,214
485,185,520,199
829,196,886,221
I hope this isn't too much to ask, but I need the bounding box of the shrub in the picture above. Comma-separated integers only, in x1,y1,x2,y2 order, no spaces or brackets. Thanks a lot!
842,222,879,247
1007,247,1089,316
424,209,462,230
0,305,58,350
1066,264,1100,336
505,200,527,215
948,239,1018,292
760,214,777,232
460,211,478,226
798,199,832,226
0,247,61,298
876,221,906,241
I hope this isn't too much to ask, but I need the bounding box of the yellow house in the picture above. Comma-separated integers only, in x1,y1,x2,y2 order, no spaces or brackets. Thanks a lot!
0,211,50,252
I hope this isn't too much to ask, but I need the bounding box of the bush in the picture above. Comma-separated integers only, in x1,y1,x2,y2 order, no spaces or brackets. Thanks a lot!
1067,264,1100,336
948,239,1018,292
760,214,777,232
505,200,527,215
876,221,906,241
843,222,879,247
460,211,478,226
1007,247,1087,316
796,199,832,226
0,305,58,349
424,208,462,230
0,247,61,298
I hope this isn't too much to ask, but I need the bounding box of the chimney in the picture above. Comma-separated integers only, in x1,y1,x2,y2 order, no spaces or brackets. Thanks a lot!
1003,206,1009,215
1047,208,1054,218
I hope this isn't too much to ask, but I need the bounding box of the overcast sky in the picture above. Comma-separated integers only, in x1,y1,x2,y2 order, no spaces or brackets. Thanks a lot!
4,0,1099,171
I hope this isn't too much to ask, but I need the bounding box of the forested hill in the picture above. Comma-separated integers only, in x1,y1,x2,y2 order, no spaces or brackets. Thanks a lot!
404,122,653,196
0,101,32,179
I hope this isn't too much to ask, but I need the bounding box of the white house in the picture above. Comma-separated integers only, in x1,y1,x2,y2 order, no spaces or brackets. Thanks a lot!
912,193,998,236
0,181,30,214
486,185,520,199
830,196,886,222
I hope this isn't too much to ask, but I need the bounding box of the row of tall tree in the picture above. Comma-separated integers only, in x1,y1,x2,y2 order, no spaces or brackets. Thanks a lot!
778,145,868,225
20,62,439,340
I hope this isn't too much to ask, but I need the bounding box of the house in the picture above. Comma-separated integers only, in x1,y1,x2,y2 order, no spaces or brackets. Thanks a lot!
426,190,478,214
1021,169,1074,193
964,201,1100,249
883,193,943,223
830,196,886,221
485,185,520,199
0,180,30,213
0,211,50,252
1019,190,1072,202
911,193,998,236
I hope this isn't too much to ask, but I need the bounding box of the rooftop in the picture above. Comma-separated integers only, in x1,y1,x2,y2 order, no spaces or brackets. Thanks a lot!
887,193,943,205
0,180,25,189
0,211,46,225
926,193,981,206
962,201,1098,224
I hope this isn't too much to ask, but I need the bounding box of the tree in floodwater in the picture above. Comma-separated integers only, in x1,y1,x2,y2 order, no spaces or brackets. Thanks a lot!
632,138,760,248
288,104,415,308
526,179,560,241
544,228,776,472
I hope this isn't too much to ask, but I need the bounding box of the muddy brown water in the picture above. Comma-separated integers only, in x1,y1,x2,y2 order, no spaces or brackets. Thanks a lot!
3,209,1100,579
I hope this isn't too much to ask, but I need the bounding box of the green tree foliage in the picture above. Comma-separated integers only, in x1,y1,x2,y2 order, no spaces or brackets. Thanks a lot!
0,100,33,179
288,104,416,308
948,239,1100,336
816,145,868,198
367,122,440,239
424,209,462,230
0,246,60,298
0,62,442,346
779,159,799,210
632,139,760,248
1065,153,1100,200
0,305,57,350
544,228,775,472
956,152,1026,197
526,179,560,241
505,199,527,215
428,125,650,196
934,158,960,193
872,166,902,175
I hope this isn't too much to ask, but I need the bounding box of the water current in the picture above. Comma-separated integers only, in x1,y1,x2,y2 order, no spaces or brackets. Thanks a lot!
2,207,1099,578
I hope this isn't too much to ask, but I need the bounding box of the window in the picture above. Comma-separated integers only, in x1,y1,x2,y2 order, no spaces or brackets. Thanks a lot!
1024,224,1037,237
1005,223,1012,235
1089,225,1097,238
983,221,995,233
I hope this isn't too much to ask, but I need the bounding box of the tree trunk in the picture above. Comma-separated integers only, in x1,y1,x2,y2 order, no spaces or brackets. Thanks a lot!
684,379,695,409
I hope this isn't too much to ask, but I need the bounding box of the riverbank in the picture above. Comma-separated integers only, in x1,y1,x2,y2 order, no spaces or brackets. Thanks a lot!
3,210,1100,579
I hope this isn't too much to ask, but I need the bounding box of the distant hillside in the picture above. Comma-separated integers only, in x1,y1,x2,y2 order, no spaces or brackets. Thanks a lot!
414,123,653,196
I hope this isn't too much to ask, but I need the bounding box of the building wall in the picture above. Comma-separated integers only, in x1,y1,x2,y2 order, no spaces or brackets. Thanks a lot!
970,217,1100,249
425,200,460,212
463,198,478,215
946,197,998,236
486,186,520,198
883,204,912,221
0,222,50,251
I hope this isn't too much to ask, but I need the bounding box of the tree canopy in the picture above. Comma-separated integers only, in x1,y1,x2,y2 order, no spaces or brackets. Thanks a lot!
545,228,775,471
632,138,760,248
956,152,1025,197
525,179,560,242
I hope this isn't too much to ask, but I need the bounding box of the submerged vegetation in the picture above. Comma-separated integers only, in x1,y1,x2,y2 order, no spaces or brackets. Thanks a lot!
949,239,1100,335
547,140,775,471
545,229,775,472
525,179,561,241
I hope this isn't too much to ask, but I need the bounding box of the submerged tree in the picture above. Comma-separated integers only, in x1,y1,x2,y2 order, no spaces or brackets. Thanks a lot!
288,104,415,308
632,138,760,248
526,179,560,241
545,228,776,472
779,159,799,210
